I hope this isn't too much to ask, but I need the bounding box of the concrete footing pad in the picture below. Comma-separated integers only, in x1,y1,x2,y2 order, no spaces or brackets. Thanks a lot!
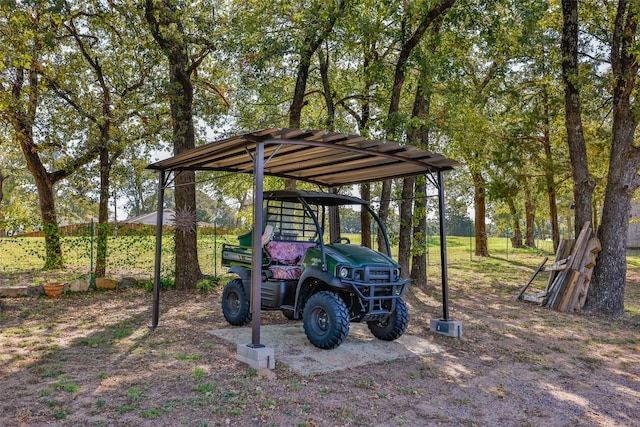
209,323,443,375
430,319,463,338
236,344,275,370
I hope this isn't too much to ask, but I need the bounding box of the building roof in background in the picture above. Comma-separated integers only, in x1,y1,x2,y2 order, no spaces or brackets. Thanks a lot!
123,209,175,226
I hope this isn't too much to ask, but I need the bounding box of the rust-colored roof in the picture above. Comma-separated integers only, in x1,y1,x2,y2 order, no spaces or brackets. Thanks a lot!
147,127,458,186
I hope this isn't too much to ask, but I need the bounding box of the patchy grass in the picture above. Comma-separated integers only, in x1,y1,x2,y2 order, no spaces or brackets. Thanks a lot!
0,252,638,426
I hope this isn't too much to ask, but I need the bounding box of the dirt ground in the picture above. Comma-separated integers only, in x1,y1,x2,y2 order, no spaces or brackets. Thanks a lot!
0,267,639,427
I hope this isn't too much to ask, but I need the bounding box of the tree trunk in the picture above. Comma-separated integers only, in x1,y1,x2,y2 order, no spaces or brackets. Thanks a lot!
0,171,4,237
588,160,634,316
410,23,440,290
8,23,101,269
170,71,202,289
95,146,110,278
587,0,640,317
543,89,560,251
173,170,201,290
360,184,372,248
145,0,203,289
507,198,523,248
31,168,63,269
536,219,546,241
561,0,594,236
402,65,429,281
381,0,455,254
0,171,5,204
377,180,392,253
358,43,373,250
286,0,346,190
288,0,345,127
524,193,536,248
235,191,249,229
411,176,428,290
13,68,63,269
471,170,489,256
398,177,415,279
319,46,335,130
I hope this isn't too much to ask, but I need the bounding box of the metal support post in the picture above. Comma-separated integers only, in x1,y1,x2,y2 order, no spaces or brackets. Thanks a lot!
250,143,264,347
438,170,450,321
151,170,166,328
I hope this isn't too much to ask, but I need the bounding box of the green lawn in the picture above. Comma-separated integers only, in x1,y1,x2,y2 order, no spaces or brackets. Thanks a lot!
0,234,556,276
1,233,639,319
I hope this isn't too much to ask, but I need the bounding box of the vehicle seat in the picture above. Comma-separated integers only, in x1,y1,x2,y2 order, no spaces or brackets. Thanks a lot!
265,241,315,280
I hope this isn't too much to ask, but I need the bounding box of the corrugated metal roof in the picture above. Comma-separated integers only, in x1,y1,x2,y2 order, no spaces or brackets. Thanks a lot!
147,128,458,186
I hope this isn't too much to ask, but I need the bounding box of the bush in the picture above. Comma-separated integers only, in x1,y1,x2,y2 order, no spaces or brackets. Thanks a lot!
196,276,222,292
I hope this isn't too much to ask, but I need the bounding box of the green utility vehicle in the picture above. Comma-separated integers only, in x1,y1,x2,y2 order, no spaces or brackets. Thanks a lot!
221,190,410,349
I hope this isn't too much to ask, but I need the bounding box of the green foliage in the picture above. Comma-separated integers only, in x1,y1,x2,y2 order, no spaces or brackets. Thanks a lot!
193,382,217,394
192,367,206,381
126,386,143,402
50,374,81,393
0,0,631,308
53,409,68,420
143,273,176,292
196,276,221,292
141,407,163,419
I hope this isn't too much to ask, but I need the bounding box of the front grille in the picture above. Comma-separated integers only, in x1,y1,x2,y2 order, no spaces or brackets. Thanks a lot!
351,265,395,283
340,264,410,316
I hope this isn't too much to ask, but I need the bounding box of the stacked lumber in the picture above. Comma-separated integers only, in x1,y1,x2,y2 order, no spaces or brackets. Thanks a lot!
517,222,601,313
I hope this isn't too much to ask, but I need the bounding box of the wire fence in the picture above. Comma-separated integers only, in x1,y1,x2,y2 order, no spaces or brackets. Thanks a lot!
0,224,559,287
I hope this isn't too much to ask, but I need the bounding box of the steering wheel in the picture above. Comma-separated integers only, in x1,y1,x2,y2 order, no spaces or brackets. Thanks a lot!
333,237,350,244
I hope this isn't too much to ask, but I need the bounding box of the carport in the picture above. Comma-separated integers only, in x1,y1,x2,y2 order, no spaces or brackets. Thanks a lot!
147,127,459,353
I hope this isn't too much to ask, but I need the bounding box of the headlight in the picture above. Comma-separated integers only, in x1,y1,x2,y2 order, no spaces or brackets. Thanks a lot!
339,267,349,279
393,268,400,280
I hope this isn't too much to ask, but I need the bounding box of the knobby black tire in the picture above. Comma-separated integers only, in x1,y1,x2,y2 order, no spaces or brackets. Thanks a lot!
303,291,350,349
367,298,409,341
221,278,252,326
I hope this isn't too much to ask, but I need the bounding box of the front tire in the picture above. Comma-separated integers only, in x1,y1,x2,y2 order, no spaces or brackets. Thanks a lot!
221,279,251,326
367,298,409,341
303,291,350,349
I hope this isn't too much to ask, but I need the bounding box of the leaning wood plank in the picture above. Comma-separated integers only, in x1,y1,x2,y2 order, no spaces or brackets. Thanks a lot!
572,238,601,311
549,270,570,309
571,279,590,312
546,239,574,293
584,253,598,270
566,222,592,271
557,270,584,312
549,223,591,310
542,258,570,272
545,224,590,310
517,257,548,300
545,269,567,307
582,238,602,270
522,293,545,303
576,279,591,310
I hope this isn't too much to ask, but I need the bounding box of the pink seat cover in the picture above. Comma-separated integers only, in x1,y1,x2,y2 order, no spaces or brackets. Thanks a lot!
265,241,315,265
265,241,315,280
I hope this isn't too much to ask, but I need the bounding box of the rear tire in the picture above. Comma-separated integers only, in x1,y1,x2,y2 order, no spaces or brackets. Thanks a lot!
303,291,350,349
221,279,251,326
367,298,409,341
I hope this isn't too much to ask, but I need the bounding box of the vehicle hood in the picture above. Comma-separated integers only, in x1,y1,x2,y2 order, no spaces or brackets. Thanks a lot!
324,244,398,267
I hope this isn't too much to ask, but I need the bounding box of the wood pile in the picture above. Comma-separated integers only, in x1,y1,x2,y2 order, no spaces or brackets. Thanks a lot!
517,222,601,313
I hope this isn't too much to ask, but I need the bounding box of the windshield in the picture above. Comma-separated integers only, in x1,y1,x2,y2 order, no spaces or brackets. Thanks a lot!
264,195,390,255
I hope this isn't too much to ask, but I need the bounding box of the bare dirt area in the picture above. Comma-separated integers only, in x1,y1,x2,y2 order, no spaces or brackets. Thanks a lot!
1,264,639,427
